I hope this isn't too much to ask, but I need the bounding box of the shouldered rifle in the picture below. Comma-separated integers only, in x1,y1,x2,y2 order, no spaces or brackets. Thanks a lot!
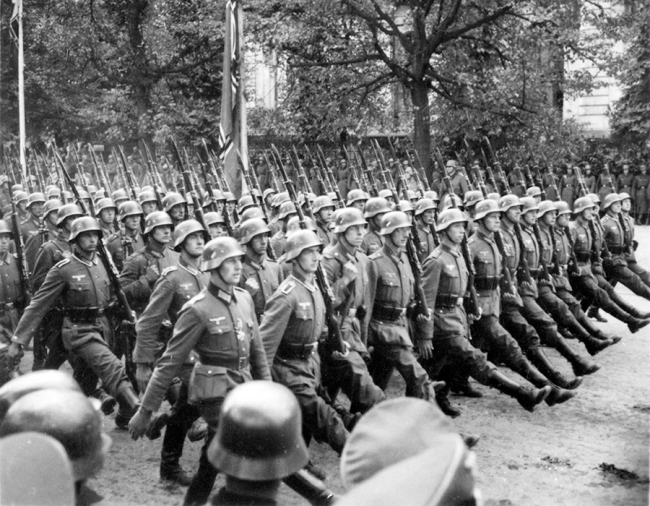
169,139,208,230
304,145,332,195
88,145,112,195
317,146,345,208
53,147,138,389
116,147,139,201
356,146,379,197
6,182,32,305
434,148,481,319
342,146,364,193
403,138,431,191
271,145,346,356
139,142,165,207
483,137,511,194
291,146,314,195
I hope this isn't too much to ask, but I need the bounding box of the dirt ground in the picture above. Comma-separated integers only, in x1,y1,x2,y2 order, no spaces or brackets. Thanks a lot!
27,227,650,505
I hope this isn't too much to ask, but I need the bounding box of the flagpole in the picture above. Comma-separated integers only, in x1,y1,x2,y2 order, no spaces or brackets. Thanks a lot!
17,0,27,180
236,0,249,184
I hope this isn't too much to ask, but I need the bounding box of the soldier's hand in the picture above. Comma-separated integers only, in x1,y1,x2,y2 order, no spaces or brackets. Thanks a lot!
6,342,24,366
136,364,153,393
418,339,434,360
416,309,431,324
342,262,358,283
331,340,351,360
244,277,260,293
128,407,153,440
145,264,160,283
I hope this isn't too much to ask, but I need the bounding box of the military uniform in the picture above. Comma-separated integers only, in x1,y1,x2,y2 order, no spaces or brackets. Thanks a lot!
360,227,383,256
24,222,57,275
616,171,634,196
632,173,650,222
0,252,25,348
601,214,650,300
621,212,650,287
441,171,470,201
415,222,436,262
19,216,41,244
542,173,559,202
321,241,385,414
507,170,525,198
260,271,350,453
315,218,334,247
269,231,286,259
583,173,597,194
106,229,145,272
366,242,441,403
12,253,131,397
239,254,283,322
560,174,577,208
141,279,270,506
597,174,615,202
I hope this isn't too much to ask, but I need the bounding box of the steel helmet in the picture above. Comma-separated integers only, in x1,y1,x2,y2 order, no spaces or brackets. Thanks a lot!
574,196,596,215
520,196,539,215
68,217,102,242
262,188,276,201
118,201,143,222
207,381,308,480
237,194,256,214
587,193,601,205
11,184,24,193
13,191,28,205
537,200,557,217
0,389,111,482
77,188,91,201
555,201,572,216
137,190,157,205
201,237,245,271
414,198,437,216
463,190,483,208
212,189,226,202
499,194,522,212
327,192,339,202
273,192,290,208
284,229,322,261
26,192,46,208
95,198,117,214
346,189,368,206
224,191,236,203
87,185,98,196
93,189,106,201
526,186,542,198
442,194,463,210
473,199,501,221
0,370,82,422
204,212,225,227
399,200,414,214
406,189,417,201
601,193,623,211
143,211,173,235
0,220,12,237
162,192,186,213
378,189,394,201
312,195,335,214
172,219,208,251
239,218,271,245
487,192,500,202
55,204,84,227
436,208,468,232
239,207,265,224
286,216,316,234
111,189,128,202
364,197,392,218
619,192,631,201
46,187,62,199
298,192,316,207
332,208,367,234
43,199,62,219
61,190,74,203
278,201,297,221
380,211,411,236
424,190,439,202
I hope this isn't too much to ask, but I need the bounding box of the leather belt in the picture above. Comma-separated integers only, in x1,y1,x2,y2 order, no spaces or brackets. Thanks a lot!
474,277,500,290
609,245,626,255
435,295,464,310
63,307,106,323
372,304,408,322
200,356,249,370
277,341,318,360
0,302,15,311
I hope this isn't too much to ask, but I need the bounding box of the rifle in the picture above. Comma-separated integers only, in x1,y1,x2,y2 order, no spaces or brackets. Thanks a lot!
139,141,166,206
52,146,138,391
355,146,379,197
6,182,32,304
402,137,431,191
116,147,139,201
88,145,113,195
316,146,345,207
283,469,339,506
169,139,208,230
483,137,510,194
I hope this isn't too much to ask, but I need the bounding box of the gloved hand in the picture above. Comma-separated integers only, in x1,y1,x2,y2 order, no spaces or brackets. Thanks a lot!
145,264,160,283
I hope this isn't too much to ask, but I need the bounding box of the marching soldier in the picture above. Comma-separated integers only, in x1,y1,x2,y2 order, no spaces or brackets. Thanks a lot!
95,198,118,237
138,190,160,217
583,165,597,194
346,189,368,212
312,195,336,247
269,201,298,258
260,229,351,455
361,197,390,256
162,192,187,227
597,166,616,203
321,209,385,415
619,193,650,288
204,211,227,240
560,166,578,209
441,160,470,200
19,192,46,243
413,198,437,261
419,208,551,414
24,199,61,274
507,168,525,198
616,164,634,196
238,218,284,322
12,191,29,224
632,165,650,224
6,217,141,429
106,201,145,272
129,236,271,506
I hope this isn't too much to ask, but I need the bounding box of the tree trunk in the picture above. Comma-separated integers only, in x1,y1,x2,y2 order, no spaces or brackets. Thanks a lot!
410,81,433,182
127,1,151,139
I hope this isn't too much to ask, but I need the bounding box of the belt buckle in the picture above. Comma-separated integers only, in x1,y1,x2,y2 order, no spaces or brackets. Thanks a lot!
238,356,247,369
398,307,406,317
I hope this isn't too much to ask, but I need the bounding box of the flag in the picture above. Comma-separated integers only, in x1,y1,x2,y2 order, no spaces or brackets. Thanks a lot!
219,0,248,197
9,0,21,45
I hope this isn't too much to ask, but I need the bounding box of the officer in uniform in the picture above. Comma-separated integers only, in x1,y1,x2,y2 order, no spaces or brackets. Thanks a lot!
365,211,444,408
19,192,46,243
129,236,271,506
321,209,385,415
95,197,118,237
632,165,650,224
568,196,650,332
134,220,210,486
620,192,650,288
106,201,145,272
601,193,650,300
413,198,438,261
498,195,599,377
238,218,284,322
616,164,634,198
6,217,141,428
419,208,551,414
207,381,310,506
361,196,390,256
312,195,336,247
260,229,351,455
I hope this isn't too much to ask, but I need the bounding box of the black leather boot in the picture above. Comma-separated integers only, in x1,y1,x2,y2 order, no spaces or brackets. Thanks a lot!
487,370,551,412
114,381,140,429
513,360,575,407
526,347,582,390
435,393,461,418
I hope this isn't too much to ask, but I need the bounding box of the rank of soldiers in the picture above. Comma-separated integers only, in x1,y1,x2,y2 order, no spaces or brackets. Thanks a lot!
0,141,649,506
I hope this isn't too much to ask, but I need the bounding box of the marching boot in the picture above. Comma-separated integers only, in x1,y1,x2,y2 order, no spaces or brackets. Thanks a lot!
593,329,622,345
579,333,614,356
609,291,650,320
553,337,600,375
436,393,461,418
92,386,117,415
629,318,650,334
449,378,483,398
587,307,608,323
487,369,551,412
114,381,140,429
513,360,576,407
526,347,583,390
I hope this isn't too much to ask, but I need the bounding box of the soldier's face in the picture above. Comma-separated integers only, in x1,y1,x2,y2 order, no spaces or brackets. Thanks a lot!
152,225,172,244
178,232,203,258
29,203,44,217
389,227,410,249
421,209,436,225
344,224,366,248
0,234,11,254
46,212,58,227
557,214,569,227
209,224,225,238
250,233,269,256
142,202,157,216
541,211,556,226
296,246,321,274
124,216,141,231
217,256,243,285
76,231,99,253
350,201,366,212
505,206,521,223
100,208,116,224
446,223,465,244
621,199,631,212
170,204,186,220
17,202,27,212
483,213,500,232
582,208,594,220
610,202,621,213
319,207,334,223
522,210,537,226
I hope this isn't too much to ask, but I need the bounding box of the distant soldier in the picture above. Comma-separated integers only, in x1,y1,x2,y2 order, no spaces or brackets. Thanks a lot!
507,168,525,198
597,166,616,202
616,164,634,196
441,160,470,200
312,195,336,247
19,192,46,243
162,192,187,228
413,198,437,262
582,165,597,194
560,166,578,209
619,193,650,289
24,199,61,274
95,198,117,237
106,201,145,272
360,197,390,256
632,164,650,224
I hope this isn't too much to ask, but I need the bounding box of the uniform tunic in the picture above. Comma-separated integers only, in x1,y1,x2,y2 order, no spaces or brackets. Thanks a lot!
260,271,349,453
0,252,25,347
239,254,283,322
106,229,145,272
415,222,436,262
632,174,650,216
360,227,383,256
19,216,40,244
616,172,634,195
